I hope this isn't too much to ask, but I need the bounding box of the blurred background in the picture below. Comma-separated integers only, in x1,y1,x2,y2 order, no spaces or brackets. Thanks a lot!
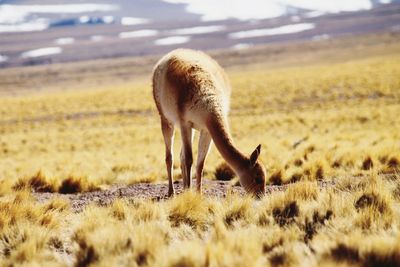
0,0,399,68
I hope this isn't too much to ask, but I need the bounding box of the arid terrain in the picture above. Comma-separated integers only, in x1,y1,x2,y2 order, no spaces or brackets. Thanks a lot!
0,33,400,266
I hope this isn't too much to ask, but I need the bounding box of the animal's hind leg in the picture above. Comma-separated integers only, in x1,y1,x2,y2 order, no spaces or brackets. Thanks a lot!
161,117,175,196
196,130,212,193
180,124,193,189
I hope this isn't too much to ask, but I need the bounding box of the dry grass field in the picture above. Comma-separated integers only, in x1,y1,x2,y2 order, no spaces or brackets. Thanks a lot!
0,33,400,266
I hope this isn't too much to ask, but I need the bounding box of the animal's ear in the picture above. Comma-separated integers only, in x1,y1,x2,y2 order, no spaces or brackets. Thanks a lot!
250,144,261,166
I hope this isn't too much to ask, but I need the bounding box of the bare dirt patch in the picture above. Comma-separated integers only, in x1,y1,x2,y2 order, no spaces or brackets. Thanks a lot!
34,179,335,212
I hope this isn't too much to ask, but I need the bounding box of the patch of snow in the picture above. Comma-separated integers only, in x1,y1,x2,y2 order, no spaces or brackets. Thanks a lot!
162,0,286,21
279,0,372,13
102,16,114,24
119,30,158,39
54,37,75,45
170,25,226,35
0,4,118,33
79,16,90,24
231,43,253,50
161,0,374,21
229,23,315,39
0,4,118,24
311,34,330,41
304,11,326,18
21,47,62,58
0,19,48,32
0,54,8,63
121,17,149,26
91,35,104,42
291,16,301,22
154,36,190,46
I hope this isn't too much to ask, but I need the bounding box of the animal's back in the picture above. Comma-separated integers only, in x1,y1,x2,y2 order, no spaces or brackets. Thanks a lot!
152,49,231,129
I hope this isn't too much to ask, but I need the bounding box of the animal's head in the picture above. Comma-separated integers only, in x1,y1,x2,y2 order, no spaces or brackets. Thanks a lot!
239,144,266,198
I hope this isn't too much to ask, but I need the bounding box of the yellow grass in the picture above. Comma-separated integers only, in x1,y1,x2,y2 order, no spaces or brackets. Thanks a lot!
1,54,399,187
0,34,400,265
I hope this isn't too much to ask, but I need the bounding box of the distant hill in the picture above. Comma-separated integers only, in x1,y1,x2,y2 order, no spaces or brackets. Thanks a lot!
0,0,399,67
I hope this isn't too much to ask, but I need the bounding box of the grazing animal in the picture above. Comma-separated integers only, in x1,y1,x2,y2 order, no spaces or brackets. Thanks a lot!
152,49,266,197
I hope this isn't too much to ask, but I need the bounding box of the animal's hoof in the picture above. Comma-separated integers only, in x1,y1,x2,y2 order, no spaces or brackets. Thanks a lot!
168,189,175,197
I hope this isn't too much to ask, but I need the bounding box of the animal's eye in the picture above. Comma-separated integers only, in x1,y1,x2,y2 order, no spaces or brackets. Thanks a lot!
255,177,264,185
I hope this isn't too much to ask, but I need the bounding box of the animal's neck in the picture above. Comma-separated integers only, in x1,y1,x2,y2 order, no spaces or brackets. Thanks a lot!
206,115,248,174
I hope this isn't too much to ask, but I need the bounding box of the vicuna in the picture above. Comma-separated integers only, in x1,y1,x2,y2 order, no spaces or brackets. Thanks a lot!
152,49,266,197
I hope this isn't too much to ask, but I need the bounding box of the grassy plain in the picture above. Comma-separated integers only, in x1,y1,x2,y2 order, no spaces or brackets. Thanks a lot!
0,34,400,266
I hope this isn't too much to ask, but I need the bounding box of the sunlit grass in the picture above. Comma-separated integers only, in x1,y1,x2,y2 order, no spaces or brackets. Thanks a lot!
1,54,399,189
0,37,399,265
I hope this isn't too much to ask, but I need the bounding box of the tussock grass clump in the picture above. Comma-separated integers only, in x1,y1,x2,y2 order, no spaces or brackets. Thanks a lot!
273,201,300,227
0,191,69,266
379,155,389,165
392,182,400,200
330,243,360,263
304,210,333,243
363,250,400,267
362,156,374,170
382,156,400,174
13,173,99,194
110,199,128,221
13,171,56,193
214,162,235,181
293,158,303,167
260,226,300,257
387,156,399,169
301,160,329,182
108,199,165,224
168,191,215,230
335,175,368,192
222,196,253,227
156,241,206,267
354,178,392,214
269,250,286,266
354,175,394,229
59,176,99,194
41,198,69,213
267,241,309,267
73,207,169,266
207,225,265,267
268,170,283,185
59,177,83,194
355,193,388,213
0,224,59,265
269,249,293,267
289,172,303,183
262,237,284,254
315,164,325,181
257,212,273,227
130,201,165,223
331,159,342,169
129,223,170,267
301,145,316,162
286,182,319,201
74,237,99,267
327,234,400,267
378,155,400,174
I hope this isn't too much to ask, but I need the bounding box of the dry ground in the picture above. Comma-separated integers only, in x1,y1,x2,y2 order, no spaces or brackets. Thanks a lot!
0,33,400,266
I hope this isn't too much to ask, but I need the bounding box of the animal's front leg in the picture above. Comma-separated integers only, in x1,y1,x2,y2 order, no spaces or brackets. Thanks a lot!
180,124,193,189
161,118,175,197
196,130,212,193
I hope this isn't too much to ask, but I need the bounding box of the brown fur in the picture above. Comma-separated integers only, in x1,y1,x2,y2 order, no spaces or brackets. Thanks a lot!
152,49,266,197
